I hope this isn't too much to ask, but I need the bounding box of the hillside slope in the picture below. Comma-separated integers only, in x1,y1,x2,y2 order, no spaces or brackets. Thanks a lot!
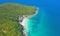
0,3,36,36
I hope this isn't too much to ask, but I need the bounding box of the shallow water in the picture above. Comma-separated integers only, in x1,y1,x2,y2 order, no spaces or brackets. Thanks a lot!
27,8,49,36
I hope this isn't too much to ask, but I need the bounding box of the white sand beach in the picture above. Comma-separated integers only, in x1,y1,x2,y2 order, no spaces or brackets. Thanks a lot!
20,7,39,36
21,18,29,36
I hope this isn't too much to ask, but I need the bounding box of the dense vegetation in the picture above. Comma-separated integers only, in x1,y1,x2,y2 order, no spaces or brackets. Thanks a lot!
0,3,36,36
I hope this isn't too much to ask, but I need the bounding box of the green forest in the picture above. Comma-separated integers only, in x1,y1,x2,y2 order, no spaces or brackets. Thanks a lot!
0,3,36,36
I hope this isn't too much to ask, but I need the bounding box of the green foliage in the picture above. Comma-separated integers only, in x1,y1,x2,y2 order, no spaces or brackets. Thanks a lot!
0,3,36,36
0,3,36,15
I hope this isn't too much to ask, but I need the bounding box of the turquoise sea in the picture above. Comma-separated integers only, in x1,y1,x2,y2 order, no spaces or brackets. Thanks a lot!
0,0,60,36
28,8,50,36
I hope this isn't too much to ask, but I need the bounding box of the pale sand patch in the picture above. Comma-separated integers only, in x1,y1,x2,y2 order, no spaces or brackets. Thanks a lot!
21,18,29,36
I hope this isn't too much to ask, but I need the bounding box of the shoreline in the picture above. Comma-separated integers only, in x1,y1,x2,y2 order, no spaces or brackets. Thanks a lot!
19,7,39,36
20,17,28,36
25,7,39,18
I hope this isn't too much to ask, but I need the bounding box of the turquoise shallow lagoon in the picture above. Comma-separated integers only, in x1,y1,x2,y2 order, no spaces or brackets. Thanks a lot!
27,8,49,36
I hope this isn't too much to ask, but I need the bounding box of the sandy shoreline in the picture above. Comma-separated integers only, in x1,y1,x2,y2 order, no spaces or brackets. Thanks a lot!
21,18,29,36
20,7,39,36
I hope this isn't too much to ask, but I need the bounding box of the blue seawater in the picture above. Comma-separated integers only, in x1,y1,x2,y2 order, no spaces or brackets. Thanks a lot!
0,0,60,36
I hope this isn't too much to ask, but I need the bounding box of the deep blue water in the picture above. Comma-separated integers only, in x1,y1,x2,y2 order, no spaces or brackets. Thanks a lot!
0,0,60,36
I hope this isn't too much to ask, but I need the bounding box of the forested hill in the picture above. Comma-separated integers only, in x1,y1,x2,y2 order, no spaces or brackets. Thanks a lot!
0,3,36,36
